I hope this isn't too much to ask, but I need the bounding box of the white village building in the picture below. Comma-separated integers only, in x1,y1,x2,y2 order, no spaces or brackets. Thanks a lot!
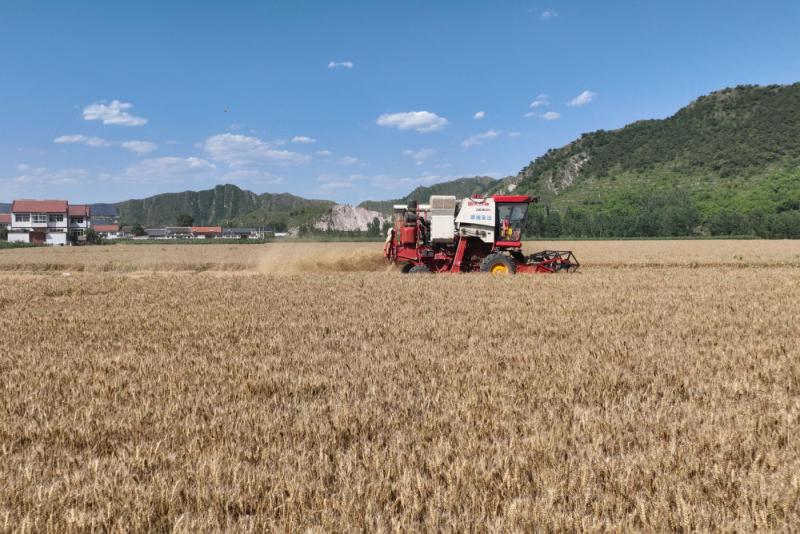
8,200,92,245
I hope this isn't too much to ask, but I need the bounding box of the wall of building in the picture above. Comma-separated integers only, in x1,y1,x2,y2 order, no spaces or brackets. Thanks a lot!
8,232,29,243
46,232,67,246
11,214,69,231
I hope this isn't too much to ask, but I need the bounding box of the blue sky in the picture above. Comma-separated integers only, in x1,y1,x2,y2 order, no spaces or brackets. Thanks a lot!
2,0,799,204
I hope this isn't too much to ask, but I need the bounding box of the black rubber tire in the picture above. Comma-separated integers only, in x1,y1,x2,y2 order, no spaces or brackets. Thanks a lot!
408,264,432,274
480,253,516,274
400,263,415,273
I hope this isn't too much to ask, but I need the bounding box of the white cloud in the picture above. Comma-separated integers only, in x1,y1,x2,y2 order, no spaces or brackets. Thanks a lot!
9,163,89,187
83,100,147,126
221,169,284,185
316,150,332,157
568,90,597,107
530,94,550,108
462,129,500,148
54,134,111,147
203,133,311,166
524,111,560,120
473,111,486,120
339,156,361,166
54,134,157,155
316,173,365,190
121,140,157,155
370,173,447,190
376,111,448,133
328,60,354,69
11,165,87,186
319,181,355,190
117,157,216,183
508,131,522,138
402,148,437,165
292,136,316,144
541,9,559,20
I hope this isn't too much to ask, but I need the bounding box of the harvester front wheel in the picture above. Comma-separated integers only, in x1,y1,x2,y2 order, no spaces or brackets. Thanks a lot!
408,264,432,274
480,254,516,275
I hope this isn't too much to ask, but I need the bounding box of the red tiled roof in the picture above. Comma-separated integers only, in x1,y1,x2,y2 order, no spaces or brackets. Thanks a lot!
11,200,68,213
0,214,10,224
94,224,119,233
68,204,91,217
191,226,223,234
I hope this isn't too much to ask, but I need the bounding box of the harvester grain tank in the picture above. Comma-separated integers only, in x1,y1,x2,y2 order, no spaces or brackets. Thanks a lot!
384,194,578,274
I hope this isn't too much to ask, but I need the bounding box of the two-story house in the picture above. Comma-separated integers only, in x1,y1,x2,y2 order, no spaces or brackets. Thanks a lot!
8,200,91,245
69,204,91,241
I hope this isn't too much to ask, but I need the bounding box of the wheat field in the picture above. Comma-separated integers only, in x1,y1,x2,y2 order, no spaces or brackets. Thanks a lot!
1,241,799,532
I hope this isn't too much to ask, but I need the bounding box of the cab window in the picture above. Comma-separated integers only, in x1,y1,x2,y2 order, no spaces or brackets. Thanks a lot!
496,203,527,241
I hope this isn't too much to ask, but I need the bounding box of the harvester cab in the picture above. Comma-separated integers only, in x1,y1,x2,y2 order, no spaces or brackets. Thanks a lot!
384,194,579,274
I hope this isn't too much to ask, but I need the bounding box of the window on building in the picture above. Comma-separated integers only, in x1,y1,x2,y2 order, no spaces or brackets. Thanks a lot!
15,213,30,223
49,214,64,223
71,217,85,225
31,213,47,223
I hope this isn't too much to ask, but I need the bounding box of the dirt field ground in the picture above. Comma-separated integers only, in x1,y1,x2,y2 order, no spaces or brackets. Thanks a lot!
1,241,798,531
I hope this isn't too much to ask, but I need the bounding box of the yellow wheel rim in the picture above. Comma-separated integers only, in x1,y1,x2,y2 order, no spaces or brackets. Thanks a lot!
490,264,509,274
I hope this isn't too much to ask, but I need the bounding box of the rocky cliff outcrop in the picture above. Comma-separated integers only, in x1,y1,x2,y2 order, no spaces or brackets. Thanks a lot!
313,205,388,232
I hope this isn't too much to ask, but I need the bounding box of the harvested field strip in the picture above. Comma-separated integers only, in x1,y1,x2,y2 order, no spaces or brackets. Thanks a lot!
2,259,800,273
1,240,799,273
587,261,800,269
0,262,253,273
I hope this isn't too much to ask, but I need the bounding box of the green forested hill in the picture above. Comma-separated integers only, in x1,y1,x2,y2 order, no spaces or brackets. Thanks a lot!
501,83,800,237
115,184,334,229
359,176,500,214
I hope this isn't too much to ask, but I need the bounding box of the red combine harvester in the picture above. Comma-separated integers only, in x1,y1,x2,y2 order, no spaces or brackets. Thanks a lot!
384,194,579,274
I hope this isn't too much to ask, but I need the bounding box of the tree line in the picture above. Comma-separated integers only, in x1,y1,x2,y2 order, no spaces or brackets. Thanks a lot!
525,190,800,239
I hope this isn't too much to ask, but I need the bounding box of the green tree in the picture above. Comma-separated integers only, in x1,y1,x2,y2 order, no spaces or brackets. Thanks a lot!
544,211,562,237
176,214,194,226
0,226,7,241
131,224,147,237
366,217,382,236
769,210,800,238
709,211,750,236
85,228,103,245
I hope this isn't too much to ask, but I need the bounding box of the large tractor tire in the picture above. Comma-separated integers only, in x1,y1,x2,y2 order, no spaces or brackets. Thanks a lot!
480,253,516,275
408,264,432,274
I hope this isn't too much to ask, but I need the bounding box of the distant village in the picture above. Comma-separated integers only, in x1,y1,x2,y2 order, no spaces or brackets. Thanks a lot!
0,199,286,245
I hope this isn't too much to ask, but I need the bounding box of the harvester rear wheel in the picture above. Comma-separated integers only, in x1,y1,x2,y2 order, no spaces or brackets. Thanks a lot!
408,264,432,274
480,253,516,275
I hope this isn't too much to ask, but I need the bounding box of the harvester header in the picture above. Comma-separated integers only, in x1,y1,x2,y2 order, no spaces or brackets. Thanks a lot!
384,194,578,274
